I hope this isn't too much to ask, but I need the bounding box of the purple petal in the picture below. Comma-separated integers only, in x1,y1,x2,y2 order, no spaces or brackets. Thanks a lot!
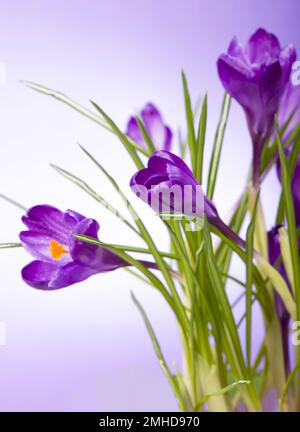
227,36,248,62
141,103,173,151
130,168,153,187
22,205,76,244
48,261,100,289
65,209,85,223
259,60,282,108
126,116,145,148
204,197,219,224
70,218,126,271
126,104,172,151
245,28,280,64
279,45,297,83
148,151,194,177
21,260,58,290
217,55,259,111
19,231,71,266
164,126,172,152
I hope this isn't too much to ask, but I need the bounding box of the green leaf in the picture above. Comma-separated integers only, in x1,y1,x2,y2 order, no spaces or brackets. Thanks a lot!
195,380,250,409
182,71,197,172
276,134,300,224
72,234,177,259
207,93,231,199
75,233,175,306
280,356,300,411
131,292,187,411
202,222,260,410
78,144,189,336
22,81,148,158
210,222,273,321
279,226,295,290
195,94,207,183
216,188,248,279
245,190,260,368
90,101,145,169
254,252,296,320
21,80,110,129
0,243,22,249
0,193,27,211
260,115,300,176
135,115,156,155
276,116,300,321
51,163,140,236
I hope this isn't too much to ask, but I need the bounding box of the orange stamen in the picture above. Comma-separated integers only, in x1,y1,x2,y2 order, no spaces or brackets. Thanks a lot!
49,239,69,260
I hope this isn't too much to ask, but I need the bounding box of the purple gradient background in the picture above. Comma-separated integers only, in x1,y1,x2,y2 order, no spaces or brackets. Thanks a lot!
0,0,300,411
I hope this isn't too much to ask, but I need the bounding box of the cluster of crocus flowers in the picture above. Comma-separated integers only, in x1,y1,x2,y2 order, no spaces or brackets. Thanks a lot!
8,26,300,413
217,28,296,187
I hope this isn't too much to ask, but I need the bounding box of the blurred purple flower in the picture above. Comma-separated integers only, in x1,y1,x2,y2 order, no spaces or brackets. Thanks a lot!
217,28,296,187
278,81,300,138
126,103,172,151
268,225,292,376
19,205,127,290
130,151,245,247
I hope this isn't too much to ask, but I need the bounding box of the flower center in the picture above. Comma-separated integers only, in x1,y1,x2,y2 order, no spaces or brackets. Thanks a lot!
49,239,70,260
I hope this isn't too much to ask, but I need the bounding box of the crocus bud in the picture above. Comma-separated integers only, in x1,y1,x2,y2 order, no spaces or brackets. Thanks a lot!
126,103,172,151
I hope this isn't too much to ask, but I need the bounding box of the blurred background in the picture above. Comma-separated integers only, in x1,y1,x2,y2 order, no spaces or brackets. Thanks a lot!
0,0,299,411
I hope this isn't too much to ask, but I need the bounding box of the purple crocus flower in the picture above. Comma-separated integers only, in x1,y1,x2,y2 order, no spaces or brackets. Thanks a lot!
268,225,292,376
217,28,296,187
19,205,127,290
126,103,172,151
130,151,245,247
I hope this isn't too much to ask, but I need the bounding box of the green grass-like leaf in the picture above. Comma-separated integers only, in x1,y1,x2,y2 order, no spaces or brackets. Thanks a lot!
22,81,148,160
51,163,140,236
131,292,187,411
0,193,27,211
195,94,207,184
195,380,250,409
90,101,145,169
276,134,300,224
182,71,197,172
276,116,300,321
78,144,190,336
72,234,177,259
203,221,260,410
0,243,22,249
245,191,260,368
207,93,231,199
135,115,156,155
